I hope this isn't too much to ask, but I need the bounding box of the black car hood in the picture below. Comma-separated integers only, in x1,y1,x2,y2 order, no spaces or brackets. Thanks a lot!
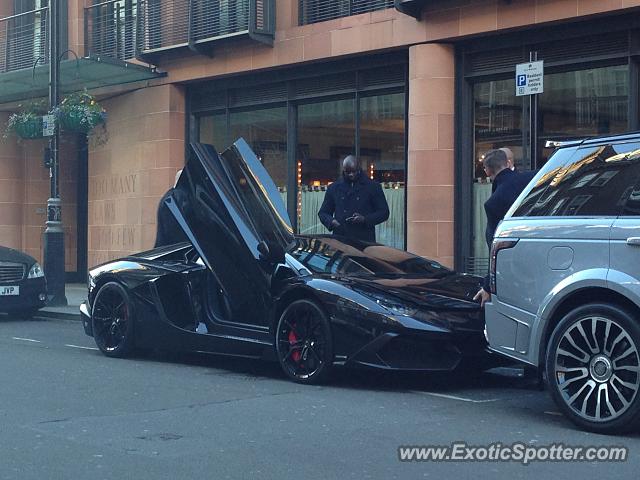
0,245,36,266
346,273,482,311
289,235,482,311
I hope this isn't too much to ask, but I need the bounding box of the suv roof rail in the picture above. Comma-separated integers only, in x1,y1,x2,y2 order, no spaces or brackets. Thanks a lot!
546,131,640,150
544,139,583,149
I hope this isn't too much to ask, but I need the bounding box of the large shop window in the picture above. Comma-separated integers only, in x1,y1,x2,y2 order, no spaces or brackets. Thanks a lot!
191,55,407,249
359,93,405,249
538,66,629,163
200,107,287,201
297,99,356,237
199,112,226,147
229,107,287,203
470,64,629,274
471,77,522,274
296,93,406,249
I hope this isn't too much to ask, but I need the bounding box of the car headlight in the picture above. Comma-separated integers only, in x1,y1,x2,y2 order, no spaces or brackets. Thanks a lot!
27,262,44,279
354,287,418,317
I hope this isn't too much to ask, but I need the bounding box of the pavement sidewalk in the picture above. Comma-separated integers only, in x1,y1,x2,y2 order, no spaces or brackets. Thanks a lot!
38,283,86,321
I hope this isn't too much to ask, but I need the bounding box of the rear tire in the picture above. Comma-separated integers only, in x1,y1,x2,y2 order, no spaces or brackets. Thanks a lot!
91,281,135,358
275,299,333,384
545,303,640,434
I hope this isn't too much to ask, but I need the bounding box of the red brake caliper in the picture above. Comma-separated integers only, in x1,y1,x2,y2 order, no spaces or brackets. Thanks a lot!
288,326,301,362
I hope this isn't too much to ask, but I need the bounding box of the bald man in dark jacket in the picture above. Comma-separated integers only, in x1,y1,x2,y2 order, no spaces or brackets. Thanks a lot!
318,155,389,243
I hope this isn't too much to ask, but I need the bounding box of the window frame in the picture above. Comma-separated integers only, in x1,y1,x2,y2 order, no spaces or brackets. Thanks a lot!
189,54,409,248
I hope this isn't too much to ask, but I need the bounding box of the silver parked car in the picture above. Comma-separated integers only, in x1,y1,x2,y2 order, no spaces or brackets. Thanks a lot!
485,133,640,434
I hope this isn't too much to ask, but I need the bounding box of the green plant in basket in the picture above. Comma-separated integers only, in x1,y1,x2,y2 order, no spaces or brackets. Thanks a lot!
54,90,106,134
4,99,48,140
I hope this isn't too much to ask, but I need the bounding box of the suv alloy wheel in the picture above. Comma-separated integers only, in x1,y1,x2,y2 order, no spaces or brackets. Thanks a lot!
546,303,640,434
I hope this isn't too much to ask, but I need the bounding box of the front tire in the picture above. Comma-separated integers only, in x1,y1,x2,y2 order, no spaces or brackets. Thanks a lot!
545,303,640,434
91,281,135,358
275,299,333,384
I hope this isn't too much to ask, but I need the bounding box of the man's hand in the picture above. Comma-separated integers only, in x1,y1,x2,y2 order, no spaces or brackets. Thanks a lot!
329,219,341,231
346,213,365,224
473,288,491,307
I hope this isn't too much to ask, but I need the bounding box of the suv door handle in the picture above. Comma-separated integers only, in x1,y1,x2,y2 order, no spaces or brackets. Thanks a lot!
626,237,640,246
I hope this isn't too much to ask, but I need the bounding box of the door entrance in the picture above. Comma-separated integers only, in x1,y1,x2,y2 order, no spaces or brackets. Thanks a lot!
59,134,88,283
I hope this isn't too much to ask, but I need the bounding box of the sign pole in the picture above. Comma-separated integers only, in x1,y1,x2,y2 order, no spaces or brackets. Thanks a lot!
44,0,67,306
515,54,543,170
529,51,538,169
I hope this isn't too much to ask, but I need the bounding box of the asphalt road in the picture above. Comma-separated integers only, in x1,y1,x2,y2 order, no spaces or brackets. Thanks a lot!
1,315,638,480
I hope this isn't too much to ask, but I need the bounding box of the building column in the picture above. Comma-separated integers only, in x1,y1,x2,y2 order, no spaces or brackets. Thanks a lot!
0,114,26,252
406,43,455,268
68,0,86,56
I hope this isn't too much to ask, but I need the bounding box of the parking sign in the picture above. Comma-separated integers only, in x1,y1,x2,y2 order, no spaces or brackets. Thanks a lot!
42,114,55,137
515,61,544,96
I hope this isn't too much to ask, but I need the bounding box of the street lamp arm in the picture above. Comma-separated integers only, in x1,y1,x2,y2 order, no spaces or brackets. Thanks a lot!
31,55,46,83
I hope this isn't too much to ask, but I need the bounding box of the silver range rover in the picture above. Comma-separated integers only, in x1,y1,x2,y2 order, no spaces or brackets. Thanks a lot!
485,132,640,434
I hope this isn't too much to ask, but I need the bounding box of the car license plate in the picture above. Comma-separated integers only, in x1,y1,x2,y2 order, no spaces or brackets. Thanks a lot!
0,286,19,296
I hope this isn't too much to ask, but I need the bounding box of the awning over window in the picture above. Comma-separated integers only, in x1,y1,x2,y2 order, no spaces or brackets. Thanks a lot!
0,55,165,105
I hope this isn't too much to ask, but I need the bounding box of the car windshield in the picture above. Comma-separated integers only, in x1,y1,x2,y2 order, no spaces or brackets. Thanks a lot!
289,236,453,278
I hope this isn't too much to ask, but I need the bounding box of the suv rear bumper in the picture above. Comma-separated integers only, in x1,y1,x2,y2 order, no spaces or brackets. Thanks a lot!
484,299,538,366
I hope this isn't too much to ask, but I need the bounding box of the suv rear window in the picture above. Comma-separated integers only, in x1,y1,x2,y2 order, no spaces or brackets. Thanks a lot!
511,141,640,217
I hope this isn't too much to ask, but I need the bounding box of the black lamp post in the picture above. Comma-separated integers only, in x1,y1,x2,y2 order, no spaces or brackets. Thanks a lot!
44,0,67,306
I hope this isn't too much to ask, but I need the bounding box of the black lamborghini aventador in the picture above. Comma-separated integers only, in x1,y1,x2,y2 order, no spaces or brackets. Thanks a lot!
80,139,488,383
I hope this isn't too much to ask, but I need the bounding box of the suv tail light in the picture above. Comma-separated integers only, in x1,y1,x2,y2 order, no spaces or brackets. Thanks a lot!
489,239,519,294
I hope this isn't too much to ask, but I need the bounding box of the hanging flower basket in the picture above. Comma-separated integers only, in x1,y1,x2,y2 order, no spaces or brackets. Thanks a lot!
4,99,48,140
53,90,107,134
9,115,44,139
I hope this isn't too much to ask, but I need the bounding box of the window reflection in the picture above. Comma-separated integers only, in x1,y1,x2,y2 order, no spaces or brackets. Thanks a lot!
230,107,288,203
197,92,406,251
538,65,629,165
470,65,630,274
360,94,405,249
514,143,640,217
474,78,523,179
471,78,522,274
297,99,355,236
199,113,226,149
290,237,450,278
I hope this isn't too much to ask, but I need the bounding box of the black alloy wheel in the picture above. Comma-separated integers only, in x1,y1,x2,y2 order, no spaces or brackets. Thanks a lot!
92,281,135,358
546,303,640,434
276,299,333,384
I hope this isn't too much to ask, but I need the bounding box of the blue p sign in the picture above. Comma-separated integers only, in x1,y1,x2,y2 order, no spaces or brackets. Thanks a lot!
517,74,527,87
